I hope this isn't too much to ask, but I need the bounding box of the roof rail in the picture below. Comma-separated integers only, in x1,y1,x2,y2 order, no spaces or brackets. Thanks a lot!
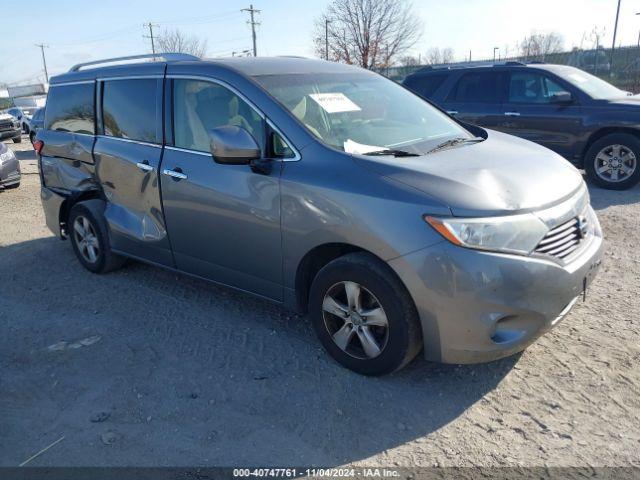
69,53,200,72
503,61,526,66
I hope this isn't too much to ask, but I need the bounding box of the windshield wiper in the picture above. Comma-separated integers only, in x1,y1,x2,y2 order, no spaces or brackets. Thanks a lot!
362,149,420,157
427,137,484,154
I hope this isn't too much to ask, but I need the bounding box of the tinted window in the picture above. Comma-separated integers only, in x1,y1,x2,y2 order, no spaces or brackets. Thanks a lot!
44,83,95,134
102,79,158,143
33,108,45,121
508,73,566,104
405,73,448,98
449,72,503,103
173,79,264,153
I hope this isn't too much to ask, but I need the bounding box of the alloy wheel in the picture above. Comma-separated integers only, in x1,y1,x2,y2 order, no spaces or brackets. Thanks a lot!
73,215,100,263
594,144,637,183
322,281,389,359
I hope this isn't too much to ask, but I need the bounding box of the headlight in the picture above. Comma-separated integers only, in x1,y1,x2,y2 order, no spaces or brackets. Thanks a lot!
425,214,548,255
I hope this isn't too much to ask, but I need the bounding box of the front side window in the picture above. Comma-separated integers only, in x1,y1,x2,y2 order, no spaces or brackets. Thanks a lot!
44,83,94,134
255,72,470,155
449,72,503,104
102,79,158,143
508,73,565,104
173,79,265,153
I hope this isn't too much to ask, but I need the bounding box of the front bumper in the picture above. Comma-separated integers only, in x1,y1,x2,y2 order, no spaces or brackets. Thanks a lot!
0,157,21,188
389,214,604,364
0,128,21,140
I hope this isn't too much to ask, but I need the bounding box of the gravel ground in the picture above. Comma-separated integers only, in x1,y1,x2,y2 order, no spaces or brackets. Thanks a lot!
1,136,639,468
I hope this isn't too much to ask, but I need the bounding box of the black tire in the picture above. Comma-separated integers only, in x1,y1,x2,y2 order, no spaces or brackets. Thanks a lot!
23,124,30,134
68,200,126,274
29,132,35,145
5,182,20,189
12,136,21,143
309,252,422,376
585,133,640,190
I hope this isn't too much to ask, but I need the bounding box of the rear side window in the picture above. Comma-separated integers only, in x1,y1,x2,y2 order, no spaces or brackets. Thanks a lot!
405,73,448,98
449,72,503,103
102,79,158,143
44,83,95,134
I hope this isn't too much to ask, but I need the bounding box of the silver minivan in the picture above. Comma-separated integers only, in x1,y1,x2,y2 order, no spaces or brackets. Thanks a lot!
37,54,603,375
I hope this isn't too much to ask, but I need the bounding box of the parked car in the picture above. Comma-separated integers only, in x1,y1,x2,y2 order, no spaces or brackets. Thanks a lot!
0,141,21,189
28,107,45,144
7,106,36,134
37,54,603,375
403,62,640,190
0,111,22,143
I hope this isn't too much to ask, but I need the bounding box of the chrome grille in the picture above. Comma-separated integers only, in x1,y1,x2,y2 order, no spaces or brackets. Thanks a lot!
535,216,587,259
0,119,13,131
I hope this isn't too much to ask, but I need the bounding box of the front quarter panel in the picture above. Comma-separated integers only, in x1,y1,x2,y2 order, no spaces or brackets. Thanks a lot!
280,143,449,291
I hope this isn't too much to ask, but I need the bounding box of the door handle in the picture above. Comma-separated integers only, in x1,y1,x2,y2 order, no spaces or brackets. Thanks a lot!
162,168,187,180
504,111,521,116
136,161,154,172
446,110,458,116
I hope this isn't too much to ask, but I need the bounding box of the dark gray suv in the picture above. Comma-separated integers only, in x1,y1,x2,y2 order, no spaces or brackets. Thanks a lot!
37,54,603,375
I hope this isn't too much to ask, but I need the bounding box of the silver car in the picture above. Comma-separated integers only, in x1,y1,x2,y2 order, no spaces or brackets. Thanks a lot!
37,54,603,375
0,142,21,189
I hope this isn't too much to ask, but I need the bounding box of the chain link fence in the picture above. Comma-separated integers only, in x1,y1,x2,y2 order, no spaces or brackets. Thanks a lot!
381,44,640,93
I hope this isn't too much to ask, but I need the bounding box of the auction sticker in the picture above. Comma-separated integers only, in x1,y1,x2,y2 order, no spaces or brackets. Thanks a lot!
309,93,361,113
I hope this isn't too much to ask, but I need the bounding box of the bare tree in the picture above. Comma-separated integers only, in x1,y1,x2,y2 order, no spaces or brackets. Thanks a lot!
425,47,454,65
518,32,564,61
399,55,420,67
313,0,422,69
156,28,208,58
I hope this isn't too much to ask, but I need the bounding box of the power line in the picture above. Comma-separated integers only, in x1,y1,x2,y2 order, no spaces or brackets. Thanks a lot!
34,44,49,83
241,5,261,57
143,22,159,54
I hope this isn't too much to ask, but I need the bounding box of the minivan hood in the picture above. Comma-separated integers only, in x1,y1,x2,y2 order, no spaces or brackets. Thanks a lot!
354,130,584,217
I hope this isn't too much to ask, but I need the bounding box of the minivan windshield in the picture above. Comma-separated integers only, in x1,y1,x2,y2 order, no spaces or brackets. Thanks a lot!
556,66,627,99
255,72,473,155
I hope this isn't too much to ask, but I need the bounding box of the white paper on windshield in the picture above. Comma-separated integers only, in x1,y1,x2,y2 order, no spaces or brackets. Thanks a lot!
344,139,385,155
309,93,361,113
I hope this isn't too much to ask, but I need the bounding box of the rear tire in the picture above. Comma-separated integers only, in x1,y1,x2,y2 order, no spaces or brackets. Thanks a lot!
585,133,640,190
308,252,422,375
12,136,21,143
68,200,126,274
29,132,35,144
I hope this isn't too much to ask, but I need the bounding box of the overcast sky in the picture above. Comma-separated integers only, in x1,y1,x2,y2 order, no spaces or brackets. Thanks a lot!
1,0,639,85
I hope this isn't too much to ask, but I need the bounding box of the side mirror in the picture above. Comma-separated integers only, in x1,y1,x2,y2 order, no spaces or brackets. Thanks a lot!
550,91,573,104
209,126,261,165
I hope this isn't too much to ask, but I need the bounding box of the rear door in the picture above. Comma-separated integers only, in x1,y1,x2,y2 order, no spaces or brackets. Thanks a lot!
440,71,507,129
94,74,173,266
499,70,584,158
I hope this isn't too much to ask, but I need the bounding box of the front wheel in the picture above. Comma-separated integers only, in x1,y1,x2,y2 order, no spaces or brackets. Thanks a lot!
309,252,422,375
585,133,640,190
12,136,22,143
68,200,126,274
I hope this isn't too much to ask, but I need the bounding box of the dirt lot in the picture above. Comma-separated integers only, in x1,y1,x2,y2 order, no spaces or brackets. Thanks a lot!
1,137,639,468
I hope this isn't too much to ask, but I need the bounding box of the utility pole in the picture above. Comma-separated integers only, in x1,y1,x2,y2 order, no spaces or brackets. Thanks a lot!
493,47,499,63
34,44,49,83
143,22,159,55
610,0,622,74
242,5,261,57
325,19,331,60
